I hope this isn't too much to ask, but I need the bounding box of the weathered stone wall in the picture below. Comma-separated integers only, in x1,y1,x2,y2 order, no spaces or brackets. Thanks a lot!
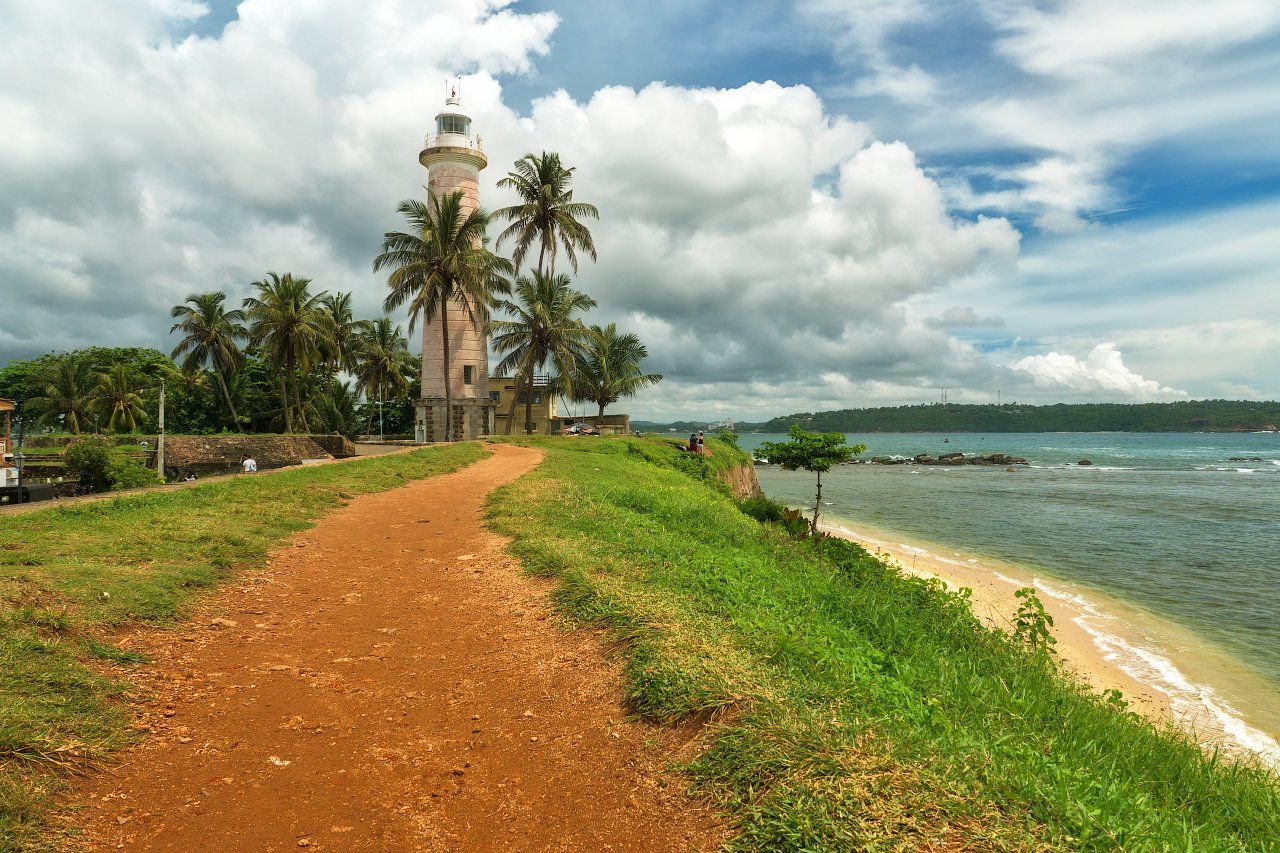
163,435,352,475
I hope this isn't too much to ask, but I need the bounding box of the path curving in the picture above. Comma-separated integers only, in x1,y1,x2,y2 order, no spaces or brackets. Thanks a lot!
65,444,723,851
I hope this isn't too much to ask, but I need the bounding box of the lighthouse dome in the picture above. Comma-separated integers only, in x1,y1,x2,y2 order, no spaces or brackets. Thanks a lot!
434,90,471,139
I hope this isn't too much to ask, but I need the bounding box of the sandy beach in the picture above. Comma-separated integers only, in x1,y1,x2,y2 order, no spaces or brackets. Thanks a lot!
821,518,1280,767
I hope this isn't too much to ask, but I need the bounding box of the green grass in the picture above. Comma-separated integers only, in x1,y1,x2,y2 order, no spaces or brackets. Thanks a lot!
0,443,487,849
486,435,1280,851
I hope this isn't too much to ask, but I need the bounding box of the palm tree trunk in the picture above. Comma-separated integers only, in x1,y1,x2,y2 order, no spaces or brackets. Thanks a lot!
279,375,293,433
524,370,535,435
214,371,244,433
441,299,452,442
502,370,519,435
293,376,308,433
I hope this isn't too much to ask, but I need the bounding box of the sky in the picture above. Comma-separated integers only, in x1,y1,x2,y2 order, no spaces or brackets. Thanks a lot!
1,0,1278,420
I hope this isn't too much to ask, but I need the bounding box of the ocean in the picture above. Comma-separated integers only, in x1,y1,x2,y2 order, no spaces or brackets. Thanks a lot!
740,431,1280,761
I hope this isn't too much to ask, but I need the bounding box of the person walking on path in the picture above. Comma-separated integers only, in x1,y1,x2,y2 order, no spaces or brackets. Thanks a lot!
688,432,698,453
696,431,706,456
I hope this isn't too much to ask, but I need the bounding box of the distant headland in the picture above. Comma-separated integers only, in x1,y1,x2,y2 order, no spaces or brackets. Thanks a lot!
639,400,1280,434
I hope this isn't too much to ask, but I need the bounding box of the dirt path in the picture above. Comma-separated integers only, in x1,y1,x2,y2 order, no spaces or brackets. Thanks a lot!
64,444,724,851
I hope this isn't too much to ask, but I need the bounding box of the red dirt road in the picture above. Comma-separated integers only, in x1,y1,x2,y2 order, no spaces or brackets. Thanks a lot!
66,444,724,851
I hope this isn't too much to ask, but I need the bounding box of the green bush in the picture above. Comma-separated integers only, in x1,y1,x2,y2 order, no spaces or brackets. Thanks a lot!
715,428,740,448
739,495,814,538
104,454,161,491
63,437,161,491
739,495,787,523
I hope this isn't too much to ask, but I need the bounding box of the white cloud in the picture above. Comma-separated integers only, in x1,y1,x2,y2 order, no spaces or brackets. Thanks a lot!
801,0,937,105
926,306,1004,329
0,1,1031,421
960,0,1280,229
994,0,1280,81
1011,343,1186,399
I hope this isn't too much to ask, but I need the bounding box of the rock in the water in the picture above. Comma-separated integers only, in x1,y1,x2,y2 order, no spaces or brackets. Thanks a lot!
1077,459,1093,466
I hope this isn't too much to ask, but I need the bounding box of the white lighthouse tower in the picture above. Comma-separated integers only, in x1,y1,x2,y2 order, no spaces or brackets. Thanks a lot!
414,88,494,442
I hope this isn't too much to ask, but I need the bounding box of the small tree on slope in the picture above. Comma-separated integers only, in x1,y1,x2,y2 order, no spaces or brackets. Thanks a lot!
755,425,865,536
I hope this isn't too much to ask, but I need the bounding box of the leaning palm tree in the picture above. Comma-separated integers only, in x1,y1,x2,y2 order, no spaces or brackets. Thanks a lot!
243,272,332,433
494,152,598,276
490,271,596,435
568,323,663,419
351,317,416,434
28,353,97,433
373,191,512,442
320,291,364,373
170,291,248,432
90,363,148,433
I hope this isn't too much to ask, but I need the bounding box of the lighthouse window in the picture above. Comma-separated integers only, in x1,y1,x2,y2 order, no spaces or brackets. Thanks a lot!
437,114,470,136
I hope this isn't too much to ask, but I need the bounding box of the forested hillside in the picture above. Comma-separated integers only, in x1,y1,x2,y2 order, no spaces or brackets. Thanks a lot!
744,401,1280,433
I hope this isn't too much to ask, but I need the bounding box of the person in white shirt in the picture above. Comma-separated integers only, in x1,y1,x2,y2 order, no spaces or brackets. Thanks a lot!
242,457,257,473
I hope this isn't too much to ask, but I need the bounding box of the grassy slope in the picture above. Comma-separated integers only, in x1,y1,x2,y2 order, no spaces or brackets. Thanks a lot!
0,443,487,848
487,436,1280,851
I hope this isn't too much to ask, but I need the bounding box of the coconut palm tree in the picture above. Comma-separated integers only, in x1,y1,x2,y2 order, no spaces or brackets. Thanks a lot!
567,324,663,419
351,317,416,435
494,152,598,276
373,191,512,441
490,271,596,435
243,272,332,433
170,291,248,432
28,353,97,433
90,363,148,433
320,291,363,373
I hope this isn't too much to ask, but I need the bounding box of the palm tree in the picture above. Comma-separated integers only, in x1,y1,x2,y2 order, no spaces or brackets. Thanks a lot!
494,152,599,276
567,323,663,419
318,380,360,437
170,291,248,432
373,191,512,442
28,353,97,433
243,272,332,433
490,271,596,434
90,363,148,433
320,291,363,373
351,317,416,435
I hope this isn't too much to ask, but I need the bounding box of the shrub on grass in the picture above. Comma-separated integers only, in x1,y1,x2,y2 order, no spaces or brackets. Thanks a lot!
740,496,815,539
103,454,161,491
63,437,161,492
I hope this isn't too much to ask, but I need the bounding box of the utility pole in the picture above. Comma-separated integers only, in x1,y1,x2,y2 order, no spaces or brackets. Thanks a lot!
14,401,24,492
156,378,166,480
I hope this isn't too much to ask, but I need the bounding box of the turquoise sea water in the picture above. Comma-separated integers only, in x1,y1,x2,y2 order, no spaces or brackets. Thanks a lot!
741,431,1280,754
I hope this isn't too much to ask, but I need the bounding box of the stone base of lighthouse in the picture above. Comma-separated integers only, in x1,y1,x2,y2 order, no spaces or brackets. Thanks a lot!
414,396,494,443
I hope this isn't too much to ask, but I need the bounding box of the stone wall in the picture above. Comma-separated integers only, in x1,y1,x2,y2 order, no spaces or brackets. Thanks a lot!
163,435,353,476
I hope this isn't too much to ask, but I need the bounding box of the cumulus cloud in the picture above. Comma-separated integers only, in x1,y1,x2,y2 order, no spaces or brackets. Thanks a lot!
1011,343,1187,399
926,307,1004,329
0,2,1030,420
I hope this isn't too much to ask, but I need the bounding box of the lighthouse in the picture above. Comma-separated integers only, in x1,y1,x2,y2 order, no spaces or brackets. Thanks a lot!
414,89,494,443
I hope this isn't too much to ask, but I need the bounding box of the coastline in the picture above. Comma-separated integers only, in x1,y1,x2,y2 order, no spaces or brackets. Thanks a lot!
819,515,1280,768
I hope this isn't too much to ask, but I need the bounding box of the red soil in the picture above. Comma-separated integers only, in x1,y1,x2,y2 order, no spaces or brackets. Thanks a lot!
64,444,724,851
